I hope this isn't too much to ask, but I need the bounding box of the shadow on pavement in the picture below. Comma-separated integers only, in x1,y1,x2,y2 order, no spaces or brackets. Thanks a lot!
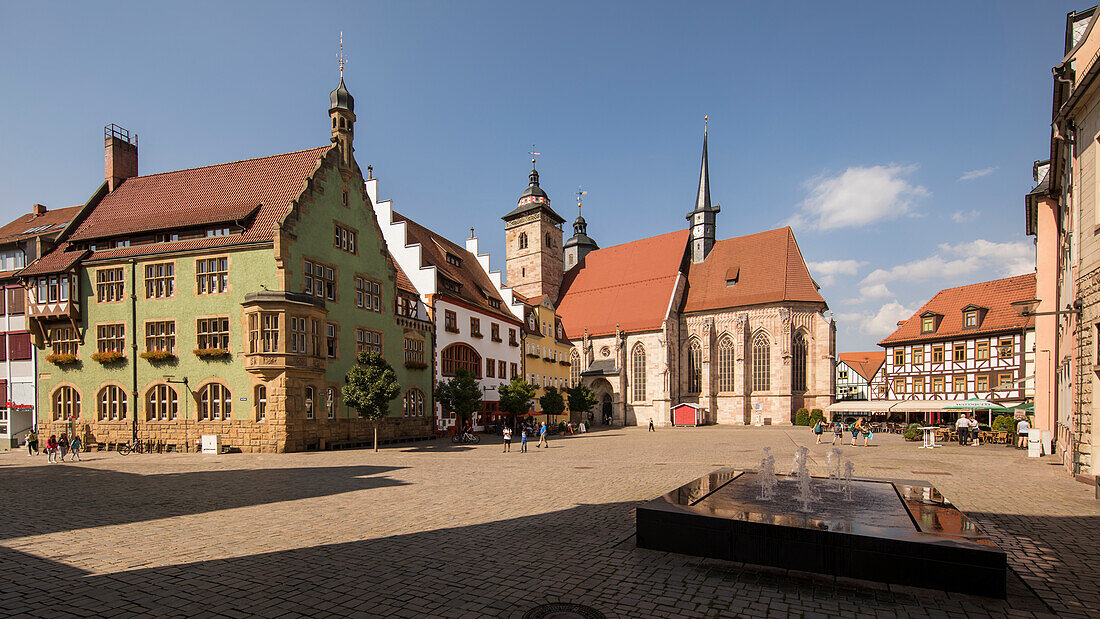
0,464,406,540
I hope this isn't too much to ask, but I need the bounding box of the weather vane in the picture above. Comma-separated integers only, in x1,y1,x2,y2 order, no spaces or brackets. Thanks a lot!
576,186,587,215
529,144,540,165
338,32,347,78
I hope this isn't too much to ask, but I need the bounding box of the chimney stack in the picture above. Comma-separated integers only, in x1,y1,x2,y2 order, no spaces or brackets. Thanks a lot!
32,204,47,217
104,124,138,192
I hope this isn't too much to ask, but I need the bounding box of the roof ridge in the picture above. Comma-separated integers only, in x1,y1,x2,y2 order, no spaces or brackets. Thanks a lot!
926,272,1035,296
127,145,330,181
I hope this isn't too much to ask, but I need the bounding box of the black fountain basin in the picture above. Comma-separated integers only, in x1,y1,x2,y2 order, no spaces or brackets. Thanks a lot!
635,469,1006,598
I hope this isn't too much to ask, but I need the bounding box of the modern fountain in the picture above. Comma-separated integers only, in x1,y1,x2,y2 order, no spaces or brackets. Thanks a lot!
636,447,1007,598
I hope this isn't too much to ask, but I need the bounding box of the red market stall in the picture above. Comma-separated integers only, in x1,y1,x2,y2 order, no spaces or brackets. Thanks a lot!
672,403,706,427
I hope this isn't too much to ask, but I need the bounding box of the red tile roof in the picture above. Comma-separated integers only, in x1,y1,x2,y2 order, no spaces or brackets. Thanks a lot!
0,205,82,244
838,351,885,382
557,230,688,338
18,244,89,276
67,146,330,243
392,211,520,324
879,273,1036,346
681,227,826,313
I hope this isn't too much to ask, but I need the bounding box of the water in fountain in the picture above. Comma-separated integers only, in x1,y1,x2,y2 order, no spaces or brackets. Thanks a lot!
790,446,804,477
842,460,855,500
793,445,816,512
828,448,844,490
759,447,778,500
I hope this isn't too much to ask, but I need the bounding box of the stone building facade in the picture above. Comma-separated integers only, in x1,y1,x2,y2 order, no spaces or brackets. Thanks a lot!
21,77,434,453
512,127,835,427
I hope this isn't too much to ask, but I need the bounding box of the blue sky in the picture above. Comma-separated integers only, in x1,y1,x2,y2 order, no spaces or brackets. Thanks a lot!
0,1,1081,352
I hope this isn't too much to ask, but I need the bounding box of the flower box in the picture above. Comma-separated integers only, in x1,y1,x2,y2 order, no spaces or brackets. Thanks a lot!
45,353,78,366
559,360,572,366
405,360,428,370
525,353,540,358
91,351,126,364
140,350,177,362
194,348,232,360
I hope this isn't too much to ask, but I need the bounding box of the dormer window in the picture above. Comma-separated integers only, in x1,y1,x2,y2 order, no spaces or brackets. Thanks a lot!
445,253,462,267
206,227,231,237
725,266,739,288
921,316,935,333
964,310,977,328
487,298,501,310
439,276,461,294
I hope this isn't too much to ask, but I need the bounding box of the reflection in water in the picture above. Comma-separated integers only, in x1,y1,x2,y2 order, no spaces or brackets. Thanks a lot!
667,469,743,506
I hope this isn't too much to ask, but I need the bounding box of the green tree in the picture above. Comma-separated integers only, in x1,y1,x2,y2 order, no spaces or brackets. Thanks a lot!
498,376,536,428
540,386,566,428
566,383,598,421
436,368,482,431
342,351,401,451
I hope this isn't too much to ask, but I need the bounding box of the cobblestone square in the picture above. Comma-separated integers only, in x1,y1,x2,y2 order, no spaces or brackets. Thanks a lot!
2,426,1097,617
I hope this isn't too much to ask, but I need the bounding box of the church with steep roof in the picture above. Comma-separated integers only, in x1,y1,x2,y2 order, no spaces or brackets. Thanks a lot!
503,123,836,426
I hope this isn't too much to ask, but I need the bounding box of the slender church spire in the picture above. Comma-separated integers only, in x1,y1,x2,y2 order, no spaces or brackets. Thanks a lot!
687,116,720,263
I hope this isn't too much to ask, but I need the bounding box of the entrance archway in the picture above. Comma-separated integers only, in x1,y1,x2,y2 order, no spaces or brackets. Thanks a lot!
601,394,613,425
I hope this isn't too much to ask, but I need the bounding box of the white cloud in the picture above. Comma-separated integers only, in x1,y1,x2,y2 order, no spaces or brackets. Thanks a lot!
806,259,865,286
788,165,928,231
836,301,917,338
858,283,893,299
958,167,997,181
952,209,980,223
860,239,1033,289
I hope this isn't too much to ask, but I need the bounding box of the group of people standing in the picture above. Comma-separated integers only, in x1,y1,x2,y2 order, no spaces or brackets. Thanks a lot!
954,413,982,446
24,429,82,463
813,419,874,447
501,422,548,453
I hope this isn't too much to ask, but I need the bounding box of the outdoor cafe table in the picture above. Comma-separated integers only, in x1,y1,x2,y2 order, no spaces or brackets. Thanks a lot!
918,426,942,449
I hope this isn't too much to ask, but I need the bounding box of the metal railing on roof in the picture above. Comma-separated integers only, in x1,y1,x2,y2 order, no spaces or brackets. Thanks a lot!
104,123,137,146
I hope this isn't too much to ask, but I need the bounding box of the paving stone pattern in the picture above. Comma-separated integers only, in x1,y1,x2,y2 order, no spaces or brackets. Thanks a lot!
1,426,1097,618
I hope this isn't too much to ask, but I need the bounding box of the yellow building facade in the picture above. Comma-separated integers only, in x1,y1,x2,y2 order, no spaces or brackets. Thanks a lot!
520,296,573,423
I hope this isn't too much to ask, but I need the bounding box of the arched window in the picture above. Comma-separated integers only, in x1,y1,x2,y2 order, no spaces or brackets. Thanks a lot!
441,343,481,377
199,383,231,420
718,336,735,392
255,385,267,421
752,333,771,392
53,387,80,421
518,232,528,249
792,332,808,392
326,387,336,419
688,340,702,393
146,384,177,421
570,349,581,386
631,344,646,402
304,386,315,420
404,388,425,416
99,385,127,421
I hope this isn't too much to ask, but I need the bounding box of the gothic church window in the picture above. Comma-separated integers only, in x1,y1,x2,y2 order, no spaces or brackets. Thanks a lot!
718,336,735,392
519,233,528,249
570,349,581,386
752,332,771,392
688,340,702,393
792,332,808,392
631,344,646,402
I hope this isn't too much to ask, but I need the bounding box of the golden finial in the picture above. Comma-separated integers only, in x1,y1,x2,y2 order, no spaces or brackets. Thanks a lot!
576,186,587,213
338,32,347,78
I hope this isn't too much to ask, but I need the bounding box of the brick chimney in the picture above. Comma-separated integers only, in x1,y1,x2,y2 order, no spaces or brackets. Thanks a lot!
32,204,46,217
104,124,138,192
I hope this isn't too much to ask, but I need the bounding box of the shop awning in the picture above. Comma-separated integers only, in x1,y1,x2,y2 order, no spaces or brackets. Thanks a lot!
824,400,904,413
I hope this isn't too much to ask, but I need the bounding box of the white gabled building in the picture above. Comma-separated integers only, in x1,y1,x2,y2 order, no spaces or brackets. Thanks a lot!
371,180,523,431
836,352,885,401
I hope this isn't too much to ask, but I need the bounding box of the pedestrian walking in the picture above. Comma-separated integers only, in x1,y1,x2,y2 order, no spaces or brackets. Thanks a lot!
831,421,844,445
812,419,825,444
58,433,69,461
1016,417,1030,449
538,422,548,448
502,426,512,453
46,435,58,463
955,413,970,446
26,428,39,456
862,422,873,447
648,418,655,432
849,419,862,446
969,415,981,446
69,435,82,461
520,427,528,452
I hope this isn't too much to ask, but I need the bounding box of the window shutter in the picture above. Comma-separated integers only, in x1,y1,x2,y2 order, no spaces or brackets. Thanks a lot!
9,332,31,360
6,287,23,315
0,335,6,361
0,379,7,408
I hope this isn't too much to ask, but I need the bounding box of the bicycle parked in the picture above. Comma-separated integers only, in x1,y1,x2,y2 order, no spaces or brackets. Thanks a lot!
117,438,146,456
451,430,480,444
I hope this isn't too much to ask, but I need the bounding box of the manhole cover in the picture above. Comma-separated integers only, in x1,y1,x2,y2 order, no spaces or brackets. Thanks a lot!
523,603,606,619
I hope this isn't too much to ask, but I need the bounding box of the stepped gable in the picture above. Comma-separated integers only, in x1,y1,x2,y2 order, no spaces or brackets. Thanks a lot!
391,211,519,324
838,351,886,381
682,226,826,313
556,229,689,338
879,273,1036,345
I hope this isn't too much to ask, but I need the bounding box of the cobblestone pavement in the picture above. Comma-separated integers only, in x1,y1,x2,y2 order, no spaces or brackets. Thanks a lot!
2,426,1097,618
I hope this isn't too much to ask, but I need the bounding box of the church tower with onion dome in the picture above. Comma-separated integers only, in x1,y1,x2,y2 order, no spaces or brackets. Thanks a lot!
502,159,566,301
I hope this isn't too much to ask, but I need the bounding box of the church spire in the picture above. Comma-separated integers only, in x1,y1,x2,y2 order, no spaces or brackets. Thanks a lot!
686,116,720,263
